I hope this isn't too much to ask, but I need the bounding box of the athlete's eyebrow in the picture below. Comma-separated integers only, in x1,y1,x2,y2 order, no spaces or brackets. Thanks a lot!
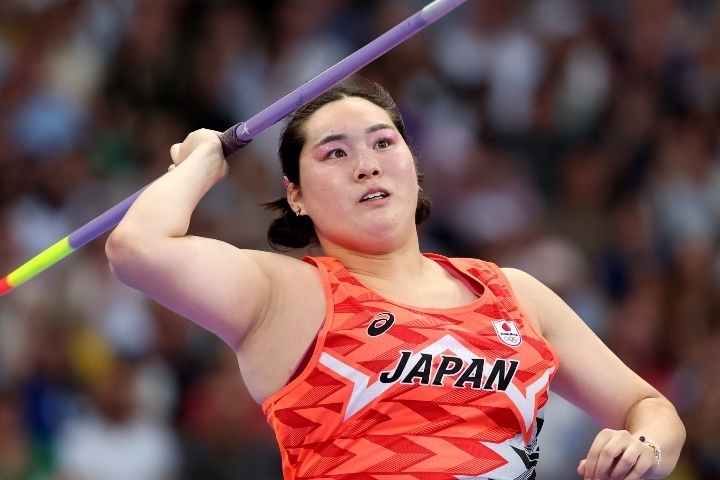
313,123,394,148
314,133,347,147
366,123,394,134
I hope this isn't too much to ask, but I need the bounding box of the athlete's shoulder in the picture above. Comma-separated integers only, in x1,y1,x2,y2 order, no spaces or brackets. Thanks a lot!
500,267,546,294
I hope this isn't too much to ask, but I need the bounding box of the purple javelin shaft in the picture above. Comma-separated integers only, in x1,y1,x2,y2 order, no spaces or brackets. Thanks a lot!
31,0,467,266
67,185,151,248
219,0,467,155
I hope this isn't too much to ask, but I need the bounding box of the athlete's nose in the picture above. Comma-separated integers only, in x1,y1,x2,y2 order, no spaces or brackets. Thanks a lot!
354,153,382,181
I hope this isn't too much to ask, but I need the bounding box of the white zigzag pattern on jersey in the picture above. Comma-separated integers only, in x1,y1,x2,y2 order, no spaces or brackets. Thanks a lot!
456,435,535,480
318,334,555,427
456,407,546,480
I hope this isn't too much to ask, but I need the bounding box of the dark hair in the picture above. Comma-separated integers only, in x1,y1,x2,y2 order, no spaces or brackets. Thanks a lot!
262,75,432,250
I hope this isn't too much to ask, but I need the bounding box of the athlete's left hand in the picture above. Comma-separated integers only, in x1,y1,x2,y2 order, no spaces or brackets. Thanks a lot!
577,429,656,480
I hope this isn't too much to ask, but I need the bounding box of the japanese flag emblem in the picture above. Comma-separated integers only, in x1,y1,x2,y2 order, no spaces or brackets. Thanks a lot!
492,320,522,346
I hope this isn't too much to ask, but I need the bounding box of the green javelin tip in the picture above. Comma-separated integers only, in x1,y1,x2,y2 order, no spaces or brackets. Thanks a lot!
0,237,76,296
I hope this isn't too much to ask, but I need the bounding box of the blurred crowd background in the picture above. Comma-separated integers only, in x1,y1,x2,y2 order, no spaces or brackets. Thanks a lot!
0,0,718,478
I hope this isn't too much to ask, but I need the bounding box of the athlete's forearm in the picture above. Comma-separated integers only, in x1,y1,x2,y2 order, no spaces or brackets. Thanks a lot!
114,143,226,240
624,395,685,478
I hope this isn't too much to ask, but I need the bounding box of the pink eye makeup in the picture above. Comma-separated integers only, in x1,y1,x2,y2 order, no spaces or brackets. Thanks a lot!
309,124,401,160
315,143,346,160
373,132,399,148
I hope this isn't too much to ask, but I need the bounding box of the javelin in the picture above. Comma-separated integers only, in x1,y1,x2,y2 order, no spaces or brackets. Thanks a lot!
0,0,468,297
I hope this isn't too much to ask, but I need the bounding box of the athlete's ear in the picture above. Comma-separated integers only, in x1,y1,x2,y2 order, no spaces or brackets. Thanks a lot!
287,183,304,215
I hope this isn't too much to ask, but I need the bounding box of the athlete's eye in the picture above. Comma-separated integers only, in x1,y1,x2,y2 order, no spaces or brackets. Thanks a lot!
375,138,392,149
326,148,346,159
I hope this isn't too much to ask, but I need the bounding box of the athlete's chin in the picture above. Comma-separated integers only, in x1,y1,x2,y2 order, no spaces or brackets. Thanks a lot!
317,214,416,253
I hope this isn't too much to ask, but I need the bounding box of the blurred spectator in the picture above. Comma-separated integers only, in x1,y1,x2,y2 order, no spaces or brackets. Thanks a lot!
178,348,281,480
0,385,53,480
55,357,180,480
20,308,83,455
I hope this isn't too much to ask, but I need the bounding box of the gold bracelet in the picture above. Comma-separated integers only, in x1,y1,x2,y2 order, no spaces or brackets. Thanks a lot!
639,436,662,468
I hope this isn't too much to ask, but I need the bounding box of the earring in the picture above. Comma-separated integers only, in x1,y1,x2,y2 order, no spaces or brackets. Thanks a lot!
295,206,302,217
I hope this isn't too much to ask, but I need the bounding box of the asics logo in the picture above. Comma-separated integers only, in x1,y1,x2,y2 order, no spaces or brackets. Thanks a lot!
367,312,395,337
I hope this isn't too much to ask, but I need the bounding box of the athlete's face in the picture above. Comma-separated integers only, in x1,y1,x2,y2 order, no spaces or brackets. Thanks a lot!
290,97,420,254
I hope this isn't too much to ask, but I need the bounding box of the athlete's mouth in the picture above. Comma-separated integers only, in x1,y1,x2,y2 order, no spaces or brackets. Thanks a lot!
359,189,390,202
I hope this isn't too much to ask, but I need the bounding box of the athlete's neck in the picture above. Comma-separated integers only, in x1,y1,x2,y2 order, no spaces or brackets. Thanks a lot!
322,238,430,281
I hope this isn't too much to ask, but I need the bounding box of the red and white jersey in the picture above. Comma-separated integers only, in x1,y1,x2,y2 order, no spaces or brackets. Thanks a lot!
262,254,559,480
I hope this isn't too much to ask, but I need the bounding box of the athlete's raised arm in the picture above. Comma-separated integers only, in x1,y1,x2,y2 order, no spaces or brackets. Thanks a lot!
105,129,317,352
503,267,685,480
